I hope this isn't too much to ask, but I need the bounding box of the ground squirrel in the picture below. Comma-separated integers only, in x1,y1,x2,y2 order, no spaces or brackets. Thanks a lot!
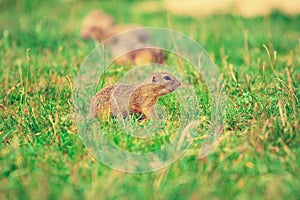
91,72,181,120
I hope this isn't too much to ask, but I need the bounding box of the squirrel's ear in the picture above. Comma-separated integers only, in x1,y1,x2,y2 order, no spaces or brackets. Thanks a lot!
152,76,157,83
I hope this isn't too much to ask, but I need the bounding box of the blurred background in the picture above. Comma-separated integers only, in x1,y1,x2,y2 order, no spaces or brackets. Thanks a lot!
1,0,299,69
138,0,300,17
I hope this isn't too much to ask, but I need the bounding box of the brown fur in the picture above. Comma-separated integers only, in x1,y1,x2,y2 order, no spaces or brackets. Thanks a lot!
91,72,181,120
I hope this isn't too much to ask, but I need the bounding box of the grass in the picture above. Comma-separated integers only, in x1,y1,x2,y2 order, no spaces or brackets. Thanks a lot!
0,0,299,199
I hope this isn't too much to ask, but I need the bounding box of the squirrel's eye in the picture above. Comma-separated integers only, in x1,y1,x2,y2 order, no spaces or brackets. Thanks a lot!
163,76,171,81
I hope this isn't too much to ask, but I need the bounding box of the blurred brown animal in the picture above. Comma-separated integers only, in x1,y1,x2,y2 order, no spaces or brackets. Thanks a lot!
80,10,166,65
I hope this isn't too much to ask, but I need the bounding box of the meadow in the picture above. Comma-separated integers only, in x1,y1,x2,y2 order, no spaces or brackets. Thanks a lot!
0,0,299,199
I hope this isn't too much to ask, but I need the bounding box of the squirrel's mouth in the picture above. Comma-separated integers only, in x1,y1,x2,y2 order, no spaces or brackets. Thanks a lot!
170,82,181,92
174,81,181,88
160,81,181,95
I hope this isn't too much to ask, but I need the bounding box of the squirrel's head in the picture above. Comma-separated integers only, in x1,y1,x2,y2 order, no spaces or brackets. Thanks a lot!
145,72,181,96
